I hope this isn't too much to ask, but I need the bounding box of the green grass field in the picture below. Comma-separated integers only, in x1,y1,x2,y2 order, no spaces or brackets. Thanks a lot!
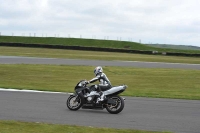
0,64,199,100
0,121,170,133
1,46,200,64
1,35,200,54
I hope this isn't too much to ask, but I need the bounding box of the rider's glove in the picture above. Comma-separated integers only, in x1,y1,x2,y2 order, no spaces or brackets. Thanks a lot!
85,81,90,84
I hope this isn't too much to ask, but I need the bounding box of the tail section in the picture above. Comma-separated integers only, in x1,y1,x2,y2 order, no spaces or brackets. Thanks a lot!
104,85,127,95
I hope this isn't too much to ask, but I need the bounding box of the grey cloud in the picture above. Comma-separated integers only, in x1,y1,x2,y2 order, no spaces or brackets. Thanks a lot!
0,0,200,46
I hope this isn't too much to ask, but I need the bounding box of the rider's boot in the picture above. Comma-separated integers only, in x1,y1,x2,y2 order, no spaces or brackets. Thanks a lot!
96,91,105,103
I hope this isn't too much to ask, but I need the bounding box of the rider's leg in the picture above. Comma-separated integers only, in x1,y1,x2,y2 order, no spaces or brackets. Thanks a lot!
96,85,111,103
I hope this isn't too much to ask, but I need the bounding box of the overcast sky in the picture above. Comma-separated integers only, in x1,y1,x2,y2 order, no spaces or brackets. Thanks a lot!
0,0,200,46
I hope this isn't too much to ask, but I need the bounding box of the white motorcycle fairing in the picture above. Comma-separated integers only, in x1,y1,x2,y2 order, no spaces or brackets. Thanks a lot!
103,85,127,96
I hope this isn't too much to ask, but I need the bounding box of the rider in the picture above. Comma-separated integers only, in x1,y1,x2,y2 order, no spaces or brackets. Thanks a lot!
86,66,112,103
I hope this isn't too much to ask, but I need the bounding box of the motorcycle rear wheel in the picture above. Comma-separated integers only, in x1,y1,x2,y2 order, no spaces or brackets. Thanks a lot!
67,95,83,111
105,95,124,114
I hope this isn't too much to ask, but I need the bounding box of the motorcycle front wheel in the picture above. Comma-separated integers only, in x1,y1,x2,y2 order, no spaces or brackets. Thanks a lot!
105,95,124,114
67,95,83,111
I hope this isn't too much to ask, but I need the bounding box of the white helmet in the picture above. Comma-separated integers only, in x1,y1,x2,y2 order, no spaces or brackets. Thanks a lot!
94,66,103,76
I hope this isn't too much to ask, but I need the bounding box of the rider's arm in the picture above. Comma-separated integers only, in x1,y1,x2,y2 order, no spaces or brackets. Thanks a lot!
88,75,100,83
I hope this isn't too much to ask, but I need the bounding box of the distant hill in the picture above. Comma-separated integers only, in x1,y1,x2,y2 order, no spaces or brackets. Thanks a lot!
146,44,200,51
0,36,200,54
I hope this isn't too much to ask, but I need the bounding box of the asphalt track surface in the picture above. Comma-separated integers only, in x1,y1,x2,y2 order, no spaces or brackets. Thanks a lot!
0,56,200,133
0,90,200,133
0,56,200,69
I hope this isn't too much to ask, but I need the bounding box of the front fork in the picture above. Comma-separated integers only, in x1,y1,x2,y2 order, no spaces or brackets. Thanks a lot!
68,93,79,103
73,95,79,103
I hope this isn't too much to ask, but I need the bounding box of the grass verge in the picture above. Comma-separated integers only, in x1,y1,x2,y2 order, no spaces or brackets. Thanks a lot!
0,121,170,133
0,64,200,100
1,46,200,64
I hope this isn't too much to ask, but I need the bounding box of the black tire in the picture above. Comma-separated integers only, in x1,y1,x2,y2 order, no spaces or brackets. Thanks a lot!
105,95,124,114
66,95,83,111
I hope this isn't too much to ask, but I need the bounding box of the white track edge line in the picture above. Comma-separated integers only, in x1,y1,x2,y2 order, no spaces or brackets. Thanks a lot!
0,88,68,94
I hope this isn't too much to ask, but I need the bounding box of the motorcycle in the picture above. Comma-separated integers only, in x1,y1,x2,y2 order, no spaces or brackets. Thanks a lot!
66,80,127,114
